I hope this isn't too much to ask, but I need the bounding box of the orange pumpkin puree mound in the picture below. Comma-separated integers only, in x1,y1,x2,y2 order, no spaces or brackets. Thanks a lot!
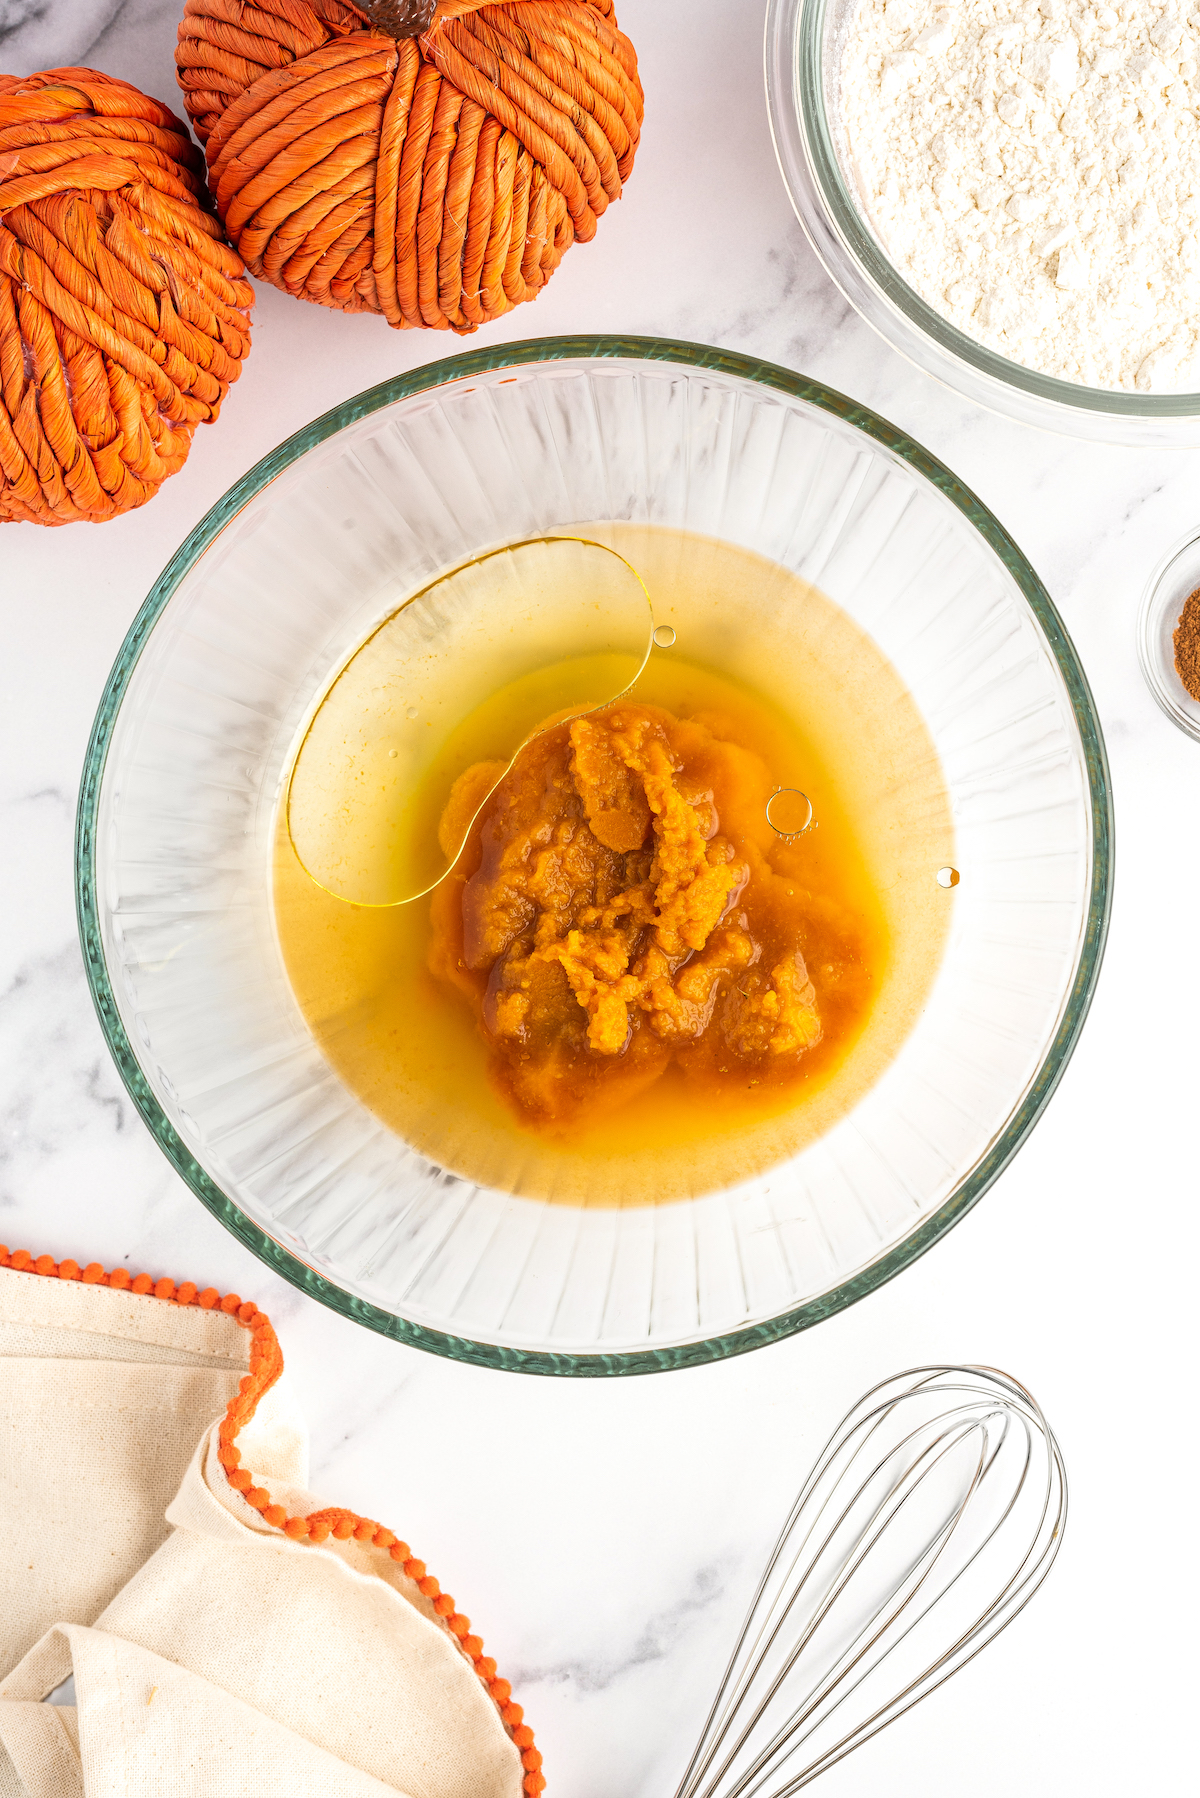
428,700,870,1134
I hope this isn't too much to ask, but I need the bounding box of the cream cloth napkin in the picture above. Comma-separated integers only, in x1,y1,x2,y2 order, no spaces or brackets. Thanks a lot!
0,1265,526,1798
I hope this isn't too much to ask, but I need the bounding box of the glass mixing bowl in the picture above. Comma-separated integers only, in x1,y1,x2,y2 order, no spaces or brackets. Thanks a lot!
77,337,1112,1373
764,0,1200,446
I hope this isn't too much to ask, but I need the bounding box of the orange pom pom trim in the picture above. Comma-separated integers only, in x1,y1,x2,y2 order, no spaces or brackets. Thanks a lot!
174,0,642,332
0,1242,539,1784
0,67,253,526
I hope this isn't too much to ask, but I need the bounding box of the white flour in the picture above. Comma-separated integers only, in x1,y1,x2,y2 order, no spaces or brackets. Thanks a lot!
839,0,1200,390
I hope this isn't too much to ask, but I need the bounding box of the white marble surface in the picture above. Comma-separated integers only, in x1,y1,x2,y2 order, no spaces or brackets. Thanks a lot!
1,2,1196,1792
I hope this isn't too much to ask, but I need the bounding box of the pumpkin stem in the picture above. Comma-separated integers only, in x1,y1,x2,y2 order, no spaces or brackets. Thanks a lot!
355,0,437,37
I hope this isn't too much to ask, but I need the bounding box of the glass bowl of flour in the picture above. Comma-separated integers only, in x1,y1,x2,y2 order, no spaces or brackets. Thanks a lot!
766,0,1200,443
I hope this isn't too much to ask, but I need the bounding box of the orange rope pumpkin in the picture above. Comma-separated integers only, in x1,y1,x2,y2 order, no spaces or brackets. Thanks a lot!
0,67,253,527
175,0,643,330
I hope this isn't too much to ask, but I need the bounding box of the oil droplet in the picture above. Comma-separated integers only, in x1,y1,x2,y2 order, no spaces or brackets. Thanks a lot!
765,788,814,836
936,866,960,888
405,706,419,721
652,623,677,648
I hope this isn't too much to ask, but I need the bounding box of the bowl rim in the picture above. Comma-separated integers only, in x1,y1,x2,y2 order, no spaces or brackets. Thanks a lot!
75,333,1114,1377
764,0,1200,427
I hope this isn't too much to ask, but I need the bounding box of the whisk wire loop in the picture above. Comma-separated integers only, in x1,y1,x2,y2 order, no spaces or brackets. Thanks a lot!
700,1420,996,1798
674,1366,1067,1798
684,1400,1001,1789
700,1420,986,1795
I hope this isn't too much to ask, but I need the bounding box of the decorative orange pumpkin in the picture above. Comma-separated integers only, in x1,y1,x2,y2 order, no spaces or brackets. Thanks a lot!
174,0,643,331
0,67,252,527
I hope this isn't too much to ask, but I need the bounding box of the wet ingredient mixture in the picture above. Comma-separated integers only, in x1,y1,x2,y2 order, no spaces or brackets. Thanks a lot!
428,700,869,1133
273,528,952,1208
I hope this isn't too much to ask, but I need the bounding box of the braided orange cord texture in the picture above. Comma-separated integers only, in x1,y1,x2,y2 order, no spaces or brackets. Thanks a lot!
0,68,253,526
175,0,642,331
0,1242,545,1794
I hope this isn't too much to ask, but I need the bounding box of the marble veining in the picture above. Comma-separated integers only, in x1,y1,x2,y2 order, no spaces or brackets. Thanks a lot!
1,3,1196,1793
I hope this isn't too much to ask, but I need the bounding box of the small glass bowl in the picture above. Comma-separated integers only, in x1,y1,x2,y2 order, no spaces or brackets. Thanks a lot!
1138,530,1200,742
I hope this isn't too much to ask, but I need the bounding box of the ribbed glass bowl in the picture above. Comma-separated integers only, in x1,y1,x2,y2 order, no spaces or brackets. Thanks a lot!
764,0,1200,446
77,337,1112,1374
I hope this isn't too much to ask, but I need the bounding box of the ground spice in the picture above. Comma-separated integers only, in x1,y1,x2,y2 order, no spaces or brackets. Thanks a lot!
1173,587,1200,702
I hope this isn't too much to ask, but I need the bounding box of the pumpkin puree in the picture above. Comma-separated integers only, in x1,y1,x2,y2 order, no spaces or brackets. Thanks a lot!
429,700,865,1132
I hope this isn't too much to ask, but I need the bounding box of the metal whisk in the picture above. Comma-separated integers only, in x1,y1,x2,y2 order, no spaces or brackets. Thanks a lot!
675,1366,1066,1797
